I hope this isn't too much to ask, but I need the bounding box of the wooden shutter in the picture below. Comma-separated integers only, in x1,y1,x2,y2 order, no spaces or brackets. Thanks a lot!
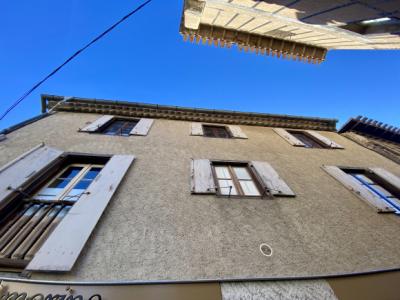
0,144,63,210
251,161,295,197
26,154,135,272
305,130,344,149
322,165,394,212
80,115,114,132
130,118,154,136
273,128,305,147
228,125,248,139
369,168,400,190
190,159,216,194
191,123,204,136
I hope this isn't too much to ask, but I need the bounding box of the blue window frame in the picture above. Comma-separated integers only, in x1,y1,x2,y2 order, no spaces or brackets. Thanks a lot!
350,172,400,214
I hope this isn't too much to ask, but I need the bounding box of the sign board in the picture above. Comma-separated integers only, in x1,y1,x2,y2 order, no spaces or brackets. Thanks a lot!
0,280,221,300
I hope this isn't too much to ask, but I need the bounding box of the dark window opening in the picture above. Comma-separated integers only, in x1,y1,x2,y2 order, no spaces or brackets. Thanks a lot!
0,156,106,269
100,119,138,136
212,162,261,197
288,131,327,148
343,168,400,211
203,125,231,139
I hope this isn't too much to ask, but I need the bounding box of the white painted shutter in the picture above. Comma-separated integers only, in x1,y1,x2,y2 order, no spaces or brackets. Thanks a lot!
130,118,154,136
191,159,216,194
369,168,400,190
273,128,305,147
27,154,135,272
80,115,114,132
191,123,204,136
0,144,63,210
305,130,344,149
228,125,248,139
322,165,394,212
251,161,295,197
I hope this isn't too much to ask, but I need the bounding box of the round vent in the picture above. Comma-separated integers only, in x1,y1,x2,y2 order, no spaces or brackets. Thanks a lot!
259,243,273,257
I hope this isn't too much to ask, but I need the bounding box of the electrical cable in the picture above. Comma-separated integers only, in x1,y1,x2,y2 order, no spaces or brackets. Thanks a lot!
0,0,153,122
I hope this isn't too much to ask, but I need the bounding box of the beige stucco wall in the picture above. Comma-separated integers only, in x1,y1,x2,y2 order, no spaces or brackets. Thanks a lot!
1,111,400,282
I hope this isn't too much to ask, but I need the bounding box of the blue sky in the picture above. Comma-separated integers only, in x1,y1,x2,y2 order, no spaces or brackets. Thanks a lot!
1,0,399,131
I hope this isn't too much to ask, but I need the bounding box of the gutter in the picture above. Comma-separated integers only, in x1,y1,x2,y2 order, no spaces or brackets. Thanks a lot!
0,113,50,136
0,96,73,136
0,266,400,286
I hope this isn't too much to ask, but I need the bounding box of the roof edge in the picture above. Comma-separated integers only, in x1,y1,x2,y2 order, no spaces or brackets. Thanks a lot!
41,94,338,132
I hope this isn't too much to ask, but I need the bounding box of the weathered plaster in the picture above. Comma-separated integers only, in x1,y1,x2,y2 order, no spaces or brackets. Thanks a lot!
0,111,400,281
221,280,338,300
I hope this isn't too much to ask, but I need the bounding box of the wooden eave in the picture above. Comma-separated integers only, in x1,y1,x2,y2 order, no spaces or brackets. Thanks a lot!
41,94,337,131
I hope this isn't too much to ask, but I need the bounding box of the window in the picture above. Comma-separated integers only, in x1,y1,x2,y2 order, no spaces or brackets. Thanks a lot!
191,123,248,139
273,128,344,149
203,125,231,138
287,130,327,148
323,165,400,214
191,159,295,197
101,119,138,136
212,163,261,196
0,144,135,271
34,164,103,202
344,169,400,211
0,163,103,269
80,115,154,136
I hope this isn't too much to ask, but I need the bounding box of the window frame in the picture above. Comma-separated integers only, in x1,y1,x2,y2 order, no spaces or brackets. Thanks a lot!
211,161,263,198
202,124,232,139
33,163,104,204
287,130,328,149
97,118,139,136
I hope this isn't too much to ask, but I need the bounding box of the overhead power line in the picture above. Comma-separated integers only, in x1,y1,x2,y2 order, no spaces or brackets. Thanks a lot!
0,0,153,122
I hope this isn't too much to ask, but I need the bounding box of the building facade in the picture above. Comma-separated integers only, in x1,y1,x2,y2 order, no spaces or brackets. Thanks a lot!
181,0,400,63
0,95,399,299
339,116,400,165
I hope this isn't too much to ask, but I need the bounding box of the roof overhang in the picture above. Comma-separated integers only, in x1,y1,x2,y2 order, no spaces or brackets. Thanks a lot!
180,0,400,63
41,94,338,131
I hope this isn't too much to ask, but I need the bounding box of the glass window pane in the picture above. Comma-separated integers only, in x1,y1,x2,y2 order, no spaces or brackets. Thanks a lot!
73,180,91,190
352,174,374,184
370,184,396,198
36,187,63,200
63,189,84,202
290,131,324,148
218,180,237,195
48,178,71,189
233,167,251,180
215,166,231,179
239,180,260,196
59,167,83,179
83,167,102,180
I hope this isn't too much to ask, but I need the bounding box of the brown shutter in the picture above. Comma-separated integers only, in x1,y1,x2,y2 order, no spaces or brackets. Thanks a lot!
0,144,63,210
322,165,394,212
369,168,400,190
80,115,114,132
228,125,248,139
305,130,344,149
130,118,154,136
273,128,305,147
190,159,216,194
191,123,204,136
251,161,295,197
26,154,135,272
